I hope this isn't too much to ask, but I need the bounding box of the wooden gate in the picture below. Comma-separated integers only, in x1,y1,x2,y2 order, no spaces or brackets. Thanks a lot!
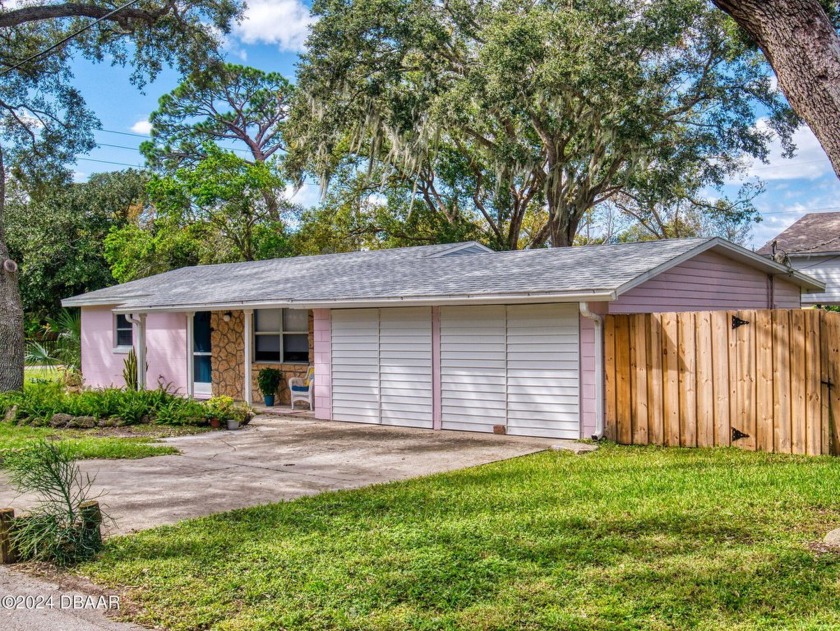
604,309,840,455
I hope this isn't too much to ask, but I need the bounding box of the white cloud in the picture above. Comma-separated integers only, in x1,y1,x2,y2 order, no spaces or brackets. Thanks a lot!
235,0,316,53
285,182,321,208
740,120,834,182
130,119,152,135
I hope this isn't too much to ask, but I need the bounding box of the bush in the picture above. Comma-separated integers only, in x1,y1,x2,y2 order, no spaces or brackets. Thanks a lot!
0,382,253,427
3,440,105,565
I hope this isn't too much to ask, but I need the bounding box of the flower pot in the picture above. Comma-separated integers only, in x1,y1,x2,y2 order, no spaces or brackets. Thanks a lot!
263,394,275,407
227,419,241,430
209,417,221,429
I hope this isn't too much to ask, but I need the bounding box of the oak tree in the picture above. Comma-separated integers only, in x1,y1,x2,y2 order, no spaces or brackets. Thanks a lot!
0,0,241,391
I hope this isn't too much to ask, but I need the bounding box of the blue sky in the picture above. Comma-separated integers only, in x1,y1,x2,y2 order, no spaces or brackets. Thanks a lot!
69,0,840,252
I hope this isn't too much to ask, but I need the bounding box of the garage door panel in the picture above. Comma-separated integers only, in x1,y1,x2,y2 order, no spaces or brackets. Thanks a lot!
331,309,380,424
505,304,579,438
508,393,579,406
378,307,433,428
380,373,432,385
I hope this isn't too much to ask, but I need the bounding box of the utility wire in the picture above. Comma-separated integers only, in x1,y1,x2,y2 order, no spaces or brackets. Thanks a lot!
0,0,145,76
77,156,143,168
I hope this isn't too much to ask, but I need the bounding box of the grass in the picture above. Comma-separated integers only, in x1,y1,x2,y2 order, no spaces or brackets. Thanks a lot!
78,445,840,630
0,422,206,460
23,366,62,383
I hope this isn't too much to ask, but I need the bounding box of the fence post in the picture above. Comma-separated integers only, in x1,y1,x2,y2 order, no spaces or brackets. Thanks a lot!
0,508,15,564
79,500,103,547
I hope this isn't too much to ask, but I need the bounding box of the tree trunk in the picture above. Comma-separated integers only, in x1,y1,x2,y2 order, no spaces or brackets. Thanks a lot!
0,148,25,392
713,0,840,178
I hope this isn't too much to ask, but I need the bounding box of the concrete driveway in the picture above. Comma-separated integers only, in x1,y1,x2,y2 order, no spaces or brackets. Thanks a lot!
0,415,555,535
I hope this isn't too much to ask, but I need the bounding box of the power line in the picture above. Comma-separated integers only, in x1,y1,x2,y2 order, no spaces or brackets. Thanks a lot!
95,129,254,155
0,0,145,76
96,129,150,139
76,157,143,168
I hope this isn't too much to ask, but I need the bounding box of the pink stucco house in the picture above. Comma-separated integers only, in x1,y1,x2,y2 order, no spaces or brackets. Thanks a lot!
63,238,823,440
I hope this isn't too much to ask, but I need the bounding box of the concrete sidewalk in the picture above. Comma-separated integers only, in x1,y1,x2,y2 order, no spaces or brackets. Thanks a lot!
0,566,141,631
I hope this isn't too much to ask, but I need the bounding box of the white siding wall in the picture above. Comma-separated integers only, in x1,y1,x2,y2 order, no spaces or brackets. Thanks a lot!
506,304,580,438
791,255,840,305
331,309,380,423
440,306,507,433
379,308,433,428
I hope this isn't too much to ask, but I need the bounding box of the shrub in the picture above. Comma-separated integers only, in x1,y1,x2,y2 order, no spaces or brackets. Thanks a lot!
0,382,253,428
3,440,105,565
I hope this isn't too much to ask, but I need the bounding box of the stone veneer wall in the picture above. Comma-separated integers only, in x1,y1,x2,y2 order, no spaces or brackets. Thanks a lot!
210,310,315,406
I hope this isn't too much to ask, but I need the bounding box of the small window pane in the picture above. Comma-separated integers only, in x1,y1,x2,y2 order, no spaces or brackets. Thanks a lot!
283,309,309,333
116,329,133,347
193,312,212,353
255,334,281,362
115,314,133,347
194,356,212,383
283,334,309,362
255,309,282,333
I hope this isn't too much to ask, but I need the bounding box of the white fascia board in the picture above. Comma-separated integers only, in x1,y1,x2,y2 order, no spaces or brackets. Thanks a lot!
111,290,617,314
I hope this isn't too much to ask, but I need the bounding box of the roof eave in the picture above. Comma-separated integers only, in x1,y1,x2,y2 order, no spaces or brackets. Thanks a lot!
110,290,618,314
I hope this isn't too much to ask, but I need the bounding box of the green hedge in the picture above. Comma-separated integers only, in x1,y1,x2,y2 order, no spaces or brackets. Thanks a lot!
0,383,250,427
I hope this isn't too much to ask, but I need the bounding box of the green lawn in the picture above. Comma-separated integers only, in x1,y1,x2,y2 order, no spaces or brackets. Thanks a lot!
78,445,840,630
0,422,206,460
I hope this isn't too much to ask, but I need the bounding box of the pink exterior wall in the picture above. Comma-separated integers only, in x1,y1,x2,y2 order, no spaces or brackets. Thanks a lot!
609,250,802,313
81,306,126,388
146,312,189,394
81,306,188,392
313,309,332,419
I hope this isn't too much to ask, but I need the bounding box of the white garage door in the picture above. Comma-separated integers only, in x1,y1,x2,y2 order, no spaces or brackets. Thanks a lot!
440,303,580,439
331,307,433,427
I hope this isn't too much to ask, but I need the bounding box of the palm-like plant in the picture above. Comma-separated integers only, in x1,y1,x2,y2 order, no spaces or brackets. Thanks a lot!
25,310,82,373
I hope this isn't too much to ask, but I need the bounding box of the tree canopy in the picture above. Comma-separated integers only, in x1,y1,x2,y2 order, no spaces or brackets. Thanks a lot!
0,0,243,391
289,0,794,250
139,63,297,261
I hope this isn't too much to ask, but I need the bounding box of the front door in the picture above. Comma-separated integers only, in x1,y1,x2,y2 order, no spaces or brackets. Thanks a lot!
193,312,212,398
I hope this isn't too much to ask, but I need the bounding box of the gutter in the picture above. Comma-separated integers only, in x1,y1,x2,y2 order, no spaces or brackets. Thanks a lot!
579,302,605,440
106,290,618,315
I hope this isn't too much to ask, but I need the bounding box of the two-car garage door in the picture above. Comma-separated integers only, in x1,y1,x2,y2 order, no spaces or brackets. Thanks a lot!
331,303,580,438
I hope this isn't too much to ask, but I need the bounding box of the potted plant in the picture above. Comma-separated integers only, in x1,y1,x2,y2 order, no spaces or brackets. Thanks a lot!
257,368,282,406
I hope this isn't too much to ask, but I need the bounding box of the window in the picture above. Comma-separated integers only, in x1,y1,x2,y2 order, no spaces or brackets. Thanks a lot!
254,309,309,363
115,314,133,348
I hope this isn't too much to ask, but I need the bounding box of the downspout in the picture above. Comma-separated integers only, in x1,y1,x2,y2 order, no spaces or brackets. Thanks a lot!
579,302,605,440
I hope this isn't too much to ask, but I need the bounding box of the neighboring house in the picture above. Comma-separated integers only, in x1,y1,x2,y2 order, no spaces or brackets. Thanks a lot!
758,212,840,305
63,237,823,440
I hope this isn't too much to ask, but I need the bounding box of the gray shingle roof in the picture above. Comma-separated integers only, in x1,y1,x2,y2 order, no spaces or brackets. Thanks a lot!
757,212,840,255
63,237,821,310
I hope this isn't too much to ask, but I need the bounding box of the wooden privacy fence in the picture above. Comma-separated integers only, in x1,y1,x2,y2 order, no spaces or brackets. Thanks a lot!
604,309,840,455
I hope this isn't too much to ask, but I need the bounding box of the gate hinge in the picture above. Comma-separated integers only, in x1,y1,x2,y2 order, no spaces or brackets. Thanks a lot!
732,316,750,329
732,427,750,442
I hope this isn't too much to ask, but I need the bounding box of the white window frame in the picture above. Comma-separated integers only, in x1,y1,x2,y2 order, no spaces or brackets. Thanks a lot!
113,313,133,353
253,309,309,364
